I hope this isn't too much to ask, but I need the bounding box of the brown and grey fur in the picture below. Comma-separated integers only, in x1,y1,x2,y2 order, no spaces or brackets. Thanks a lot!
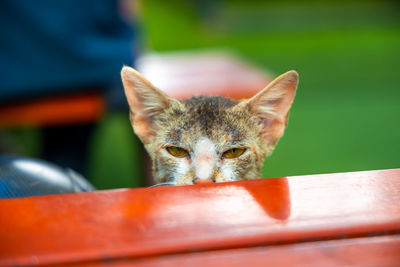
121,66,298,185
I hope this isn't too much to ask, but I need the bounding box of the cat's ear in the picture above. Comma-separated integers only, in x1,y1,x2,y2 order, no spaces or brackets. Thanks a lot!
245,70,298,146
121,66,173,144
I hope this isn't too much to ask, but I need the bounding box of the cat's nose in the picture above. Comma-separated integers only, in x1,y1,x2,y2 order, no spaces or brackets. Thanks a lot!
193,178,214,184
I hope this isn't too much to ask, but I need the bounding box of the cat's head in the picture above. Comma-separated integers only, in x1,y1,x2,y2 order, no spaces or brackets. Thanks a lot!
121,66,298,185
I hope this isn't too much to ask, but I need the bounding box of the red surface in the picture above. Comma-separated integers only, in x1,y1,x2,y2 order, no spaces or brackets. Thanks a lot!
0,93,105,128
0,169,400,266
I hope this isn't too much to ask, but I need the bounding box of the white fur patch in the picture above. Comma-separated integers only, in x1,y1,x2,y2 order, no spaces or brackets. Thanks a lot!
174,159,190,183
193,138,216,180
221,164,235,181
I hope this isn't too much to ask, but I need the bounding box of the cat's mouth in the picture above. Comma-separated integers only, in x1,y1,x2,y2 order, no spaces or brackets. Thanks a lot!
150,182,176,187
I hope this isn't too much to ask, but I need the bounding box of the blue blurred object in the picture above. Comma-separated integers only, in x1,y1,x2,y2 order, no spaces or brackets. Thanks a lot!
0,156,95,198
0,0,136,103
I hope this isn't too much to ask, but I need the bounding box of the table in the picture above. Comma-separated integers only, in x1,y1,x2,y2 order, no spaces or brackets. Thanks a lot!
1,169,399,266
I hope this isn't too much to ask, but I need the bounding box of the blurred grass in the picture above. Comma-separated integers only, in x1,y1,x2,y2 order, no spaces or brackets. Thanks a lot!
87,113,144,189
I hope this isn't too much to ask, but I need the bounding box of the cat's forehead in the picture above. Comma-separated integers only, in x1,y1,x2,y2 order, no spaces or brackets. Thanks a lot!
161,96,260,146
183,95,238,110
182,96,239,135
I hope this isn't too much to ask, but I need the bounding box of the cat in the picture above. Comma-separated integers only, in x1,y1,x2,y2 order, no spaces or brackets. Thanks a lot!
121,66,298,186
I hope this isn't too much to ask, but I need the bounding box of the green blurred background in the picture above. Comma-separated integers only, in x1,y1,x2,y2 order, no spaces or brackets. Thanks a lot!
8,0,400,188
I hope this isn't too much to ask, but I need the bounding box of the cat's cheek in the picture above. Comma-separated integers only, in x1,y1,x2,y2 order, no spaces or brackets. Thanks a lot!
174,159,194,185
175,174,194,185
218,164,236,182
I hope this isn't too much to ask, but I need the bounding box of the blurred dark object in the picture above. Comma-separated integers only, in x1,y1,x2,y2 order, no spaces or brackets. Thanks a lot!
0,93,104,173
42,123,96,176
0,156,95,199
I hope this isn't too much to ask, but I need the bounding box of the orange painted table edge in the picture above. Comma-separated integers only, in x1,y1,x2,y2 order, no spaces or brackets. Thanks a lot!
0,169,400,266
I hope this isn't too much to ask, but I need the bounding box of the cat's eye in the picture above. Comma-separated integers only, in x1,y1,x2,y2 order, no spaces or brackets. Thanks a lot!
166,146,189,158
222,148,246,159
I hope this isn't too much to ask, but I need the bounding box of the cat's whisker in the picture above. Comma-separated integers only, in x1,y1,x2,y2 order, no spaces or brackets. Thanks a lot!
149,182,176,187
